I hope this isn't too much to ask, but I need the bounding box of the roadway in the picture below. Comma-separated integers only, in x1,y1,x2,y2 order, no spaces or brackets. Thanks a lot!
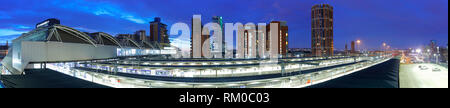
400,63,448,88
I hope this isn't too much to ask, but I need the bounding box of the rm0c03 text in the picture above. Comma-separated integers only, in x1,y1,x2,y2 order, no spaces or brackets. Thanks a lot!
223,93,269,103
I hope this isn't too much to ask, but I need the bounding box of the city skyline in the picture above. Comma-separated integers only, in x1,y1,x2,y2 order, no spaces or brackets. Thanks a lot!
0,0,448,50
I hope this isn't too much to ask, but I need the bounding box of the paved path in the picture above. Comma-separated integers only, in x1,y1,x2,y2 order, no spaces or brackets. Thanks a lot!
400,63,448,88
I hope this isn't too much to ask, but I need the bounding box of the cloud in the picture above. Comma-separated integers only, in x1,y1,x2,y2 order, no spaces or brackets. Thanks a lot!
0,34,20,42
0,29,27,36
121,15,146,24
93,9,114,16
14,25,31,29
52,0,151,24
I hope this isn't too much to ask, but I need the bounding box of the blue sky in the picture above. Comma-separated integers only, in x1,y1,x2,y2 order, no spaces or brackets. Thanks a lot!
0,0,448,50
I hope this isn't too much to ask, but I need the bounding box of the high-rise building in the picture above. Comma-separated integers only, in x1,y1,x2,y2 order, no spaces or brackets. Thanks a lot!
351,41,356,54
311,4,334,57
266,21,289,57
200,27,211,58
212,16,226,58
243,27,257,58
237,25,265,59
190,15,211,58
150,17,169,47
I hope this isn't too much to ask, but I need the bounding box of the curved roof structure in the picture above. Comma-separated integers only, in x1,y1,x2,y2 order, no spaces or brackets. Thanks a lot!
12,24,98,47
117,37,143,49
13,24,137,49
90,32,123,48
48,25,98,46
1,23,150,75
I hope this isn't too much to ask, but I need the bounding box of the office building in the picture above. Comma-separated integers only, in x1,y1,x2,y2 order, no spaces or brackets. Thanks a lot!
311,4,334,56
266,21,289,57
351,41,356,54
190,15,211,58
201,27,211,58
212,16,226,58
150,17,169,47
241,27,257,58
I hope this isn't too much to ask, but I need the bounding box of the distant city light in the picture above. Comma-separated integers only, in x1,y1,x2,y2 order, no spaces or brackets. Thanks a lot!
416,49,422,53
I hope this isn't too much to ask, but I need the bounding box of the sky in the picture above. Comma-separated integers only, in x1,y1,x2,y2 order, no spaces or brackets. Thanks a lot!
0,0,448,50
